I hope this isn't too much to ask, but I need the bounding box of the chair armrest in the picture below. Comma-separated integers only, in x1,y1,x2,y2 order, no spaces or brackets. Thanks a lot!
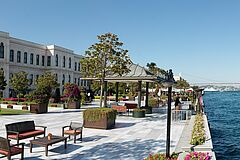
11,142,25,147
62,125,70,129
7,130,20,138
7,130,20,134
35,125,47,129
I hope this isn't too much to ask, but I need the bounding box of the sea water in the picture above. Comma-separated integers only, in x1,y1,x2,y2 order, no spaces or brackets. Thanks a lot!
204,91,240,160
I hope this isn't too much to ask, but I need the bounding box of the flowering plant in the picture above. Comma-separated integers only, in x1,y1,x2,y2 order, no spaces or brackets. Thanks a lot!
144,152,179,160
190,114,205,145
184,152,211,160
64,83,81,102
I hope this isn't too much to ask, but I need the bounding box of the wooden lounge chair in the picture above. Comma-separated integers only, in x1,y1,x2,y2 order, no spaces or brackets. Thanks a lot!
0,137,24,160
62,122,83,143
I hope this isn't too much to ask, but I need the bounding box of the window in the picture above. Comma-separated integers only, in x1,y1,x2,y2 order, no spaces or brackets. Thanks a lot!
10,50,14,62
62,74,65,85
63,56,65,67
74,62,77,71
17,51,21,63
36,55,39,65
47,56,51,66
69,57,71,69
55,74,58,81
68,75,71,82
78,63,80,71
29,74,33,85
42,55,45,66
0,43,4,58
24,52,27,64
74,78,77,84
78,78,80,86
36,75,39,80
55,54,58,66
30,53,34,64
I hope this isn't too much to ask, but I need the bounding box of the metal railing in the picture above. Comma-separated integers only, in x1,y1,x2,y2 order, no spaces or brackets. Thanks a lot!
172,110,192,121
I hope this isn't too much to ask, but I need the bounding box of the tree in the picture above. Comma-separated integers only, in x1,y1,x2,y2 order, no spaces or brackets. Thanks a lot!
29,72,59,104
35,72,59,98
81,33,131,107
0,68,7,98
146,62,167,96
174,78,190,90
10,71,29,98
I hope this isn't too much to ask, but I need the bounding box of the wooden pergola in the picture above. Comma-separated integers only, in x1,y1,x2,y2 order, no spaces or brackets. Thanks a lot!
81,63,166,108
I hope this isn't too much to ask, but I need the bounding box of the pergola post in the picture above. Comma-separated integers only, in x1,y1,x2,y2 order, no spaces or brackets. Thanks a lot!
115,82,119,102
103,81,107,107
145,82,149,107
138,81,142,108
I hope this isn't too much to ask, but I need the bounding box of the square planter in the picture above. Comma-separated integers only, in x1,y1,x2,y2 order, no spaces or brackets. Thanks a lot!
133,110,145,118
30,103,48,114
83,108,117,129
67,101,81,109
84,117,115,129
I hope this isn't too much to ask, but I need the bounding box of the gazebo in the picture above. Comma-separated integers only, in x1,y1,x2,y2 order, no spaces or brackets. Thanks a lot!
81,63,166,108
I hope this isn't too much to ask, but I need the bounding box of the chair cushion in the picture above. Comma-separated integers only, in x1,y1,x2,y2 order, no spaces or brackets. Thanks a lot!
64,130,82,135
8,130,44,139
0,147,22,156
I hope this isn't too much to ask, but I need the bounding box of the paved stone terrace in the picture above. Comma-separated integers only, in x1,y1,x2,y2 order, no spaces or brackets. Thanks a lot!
0,105,186,160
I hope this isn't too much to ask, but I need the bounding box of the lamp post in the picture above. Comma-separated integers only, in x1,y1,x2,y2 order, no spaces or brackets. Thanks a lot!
164,69,175,158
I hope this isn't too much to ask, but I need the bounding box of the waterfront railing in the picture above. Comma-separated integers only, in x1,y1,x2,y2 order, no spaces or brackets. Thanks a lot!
172,110,192,121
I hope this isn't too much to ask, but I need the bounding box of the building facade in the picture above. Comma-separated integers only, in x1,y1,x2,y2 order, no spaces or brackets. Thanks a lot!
0,31,89,98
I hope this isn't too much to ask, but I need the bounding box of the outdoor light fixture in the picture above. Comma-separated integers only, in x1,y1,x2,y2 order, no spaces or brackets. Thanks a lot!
163,69,175,158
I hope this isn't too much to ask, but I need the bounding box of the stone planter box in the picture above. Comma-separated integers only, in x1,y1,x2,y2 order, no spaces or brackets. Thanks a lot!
30,103,48,114
133,110,145,118
84,117,115,129
67,101,81,109
181,115,213,152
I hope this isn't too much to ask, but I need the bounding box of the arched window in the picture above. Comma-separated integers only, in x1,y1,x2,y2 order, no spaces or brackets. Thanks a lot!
62,74,65,85
0,43,4,58
10,50,14,62
68,75,71,82
69,57,71,69
56,54,58,66
63,56,65,67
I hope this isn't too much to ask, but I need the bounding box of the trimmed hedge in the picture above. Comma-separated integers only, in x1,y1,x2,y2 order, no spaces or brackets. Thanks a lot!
83,108,117,122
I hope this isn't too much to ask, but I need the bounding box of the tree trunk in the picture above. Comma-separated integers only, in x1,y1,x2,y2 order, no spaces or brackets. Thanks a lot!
100,81,103,108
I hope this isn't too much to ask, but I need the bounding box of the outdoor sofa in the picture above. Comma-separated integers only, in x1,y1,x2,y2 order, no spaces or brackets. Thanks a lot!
6,120,46,144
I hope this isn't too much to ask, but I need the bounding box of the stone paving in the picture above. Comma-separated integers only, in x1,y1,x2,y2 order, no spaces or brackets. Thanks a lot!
0,104,186,160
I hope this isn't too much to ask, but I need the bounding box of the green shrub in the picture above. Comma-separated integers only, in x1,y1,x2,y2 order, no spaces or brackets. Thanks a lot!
148,98,158,107
190,114,206,145
83,108,117,122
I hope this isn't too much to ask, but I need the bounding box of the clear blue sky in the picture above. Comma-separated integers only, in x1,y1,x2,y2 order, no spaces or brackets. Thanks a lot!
1,0,240,83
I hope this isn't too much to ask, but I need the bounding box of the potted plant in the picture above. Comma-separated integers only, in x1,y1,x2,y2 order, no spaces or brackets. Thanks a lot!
29,91,49,113
133,108,145,118
83,108,117,129
144,152,179,160
64,83,81,109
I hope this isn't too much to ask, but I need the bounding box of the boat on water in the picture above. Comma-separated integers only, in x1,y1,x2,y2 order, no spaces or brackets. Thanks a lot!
204,87,218,92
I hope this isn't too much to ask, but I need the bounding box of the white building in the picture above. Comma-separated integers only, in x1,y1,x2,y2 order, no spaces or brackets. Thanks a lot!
0,31,89,98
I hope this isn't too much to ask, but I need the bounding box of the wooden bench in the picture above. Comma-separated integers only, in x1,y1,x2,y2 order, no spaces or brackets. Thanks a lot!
6,121,47,144
112,105,127,115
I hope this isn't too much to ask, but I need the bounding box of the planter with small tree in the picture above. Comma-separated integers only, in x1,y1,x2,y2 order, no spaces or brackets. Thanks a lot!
64,83,81,109
29,72,59,114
